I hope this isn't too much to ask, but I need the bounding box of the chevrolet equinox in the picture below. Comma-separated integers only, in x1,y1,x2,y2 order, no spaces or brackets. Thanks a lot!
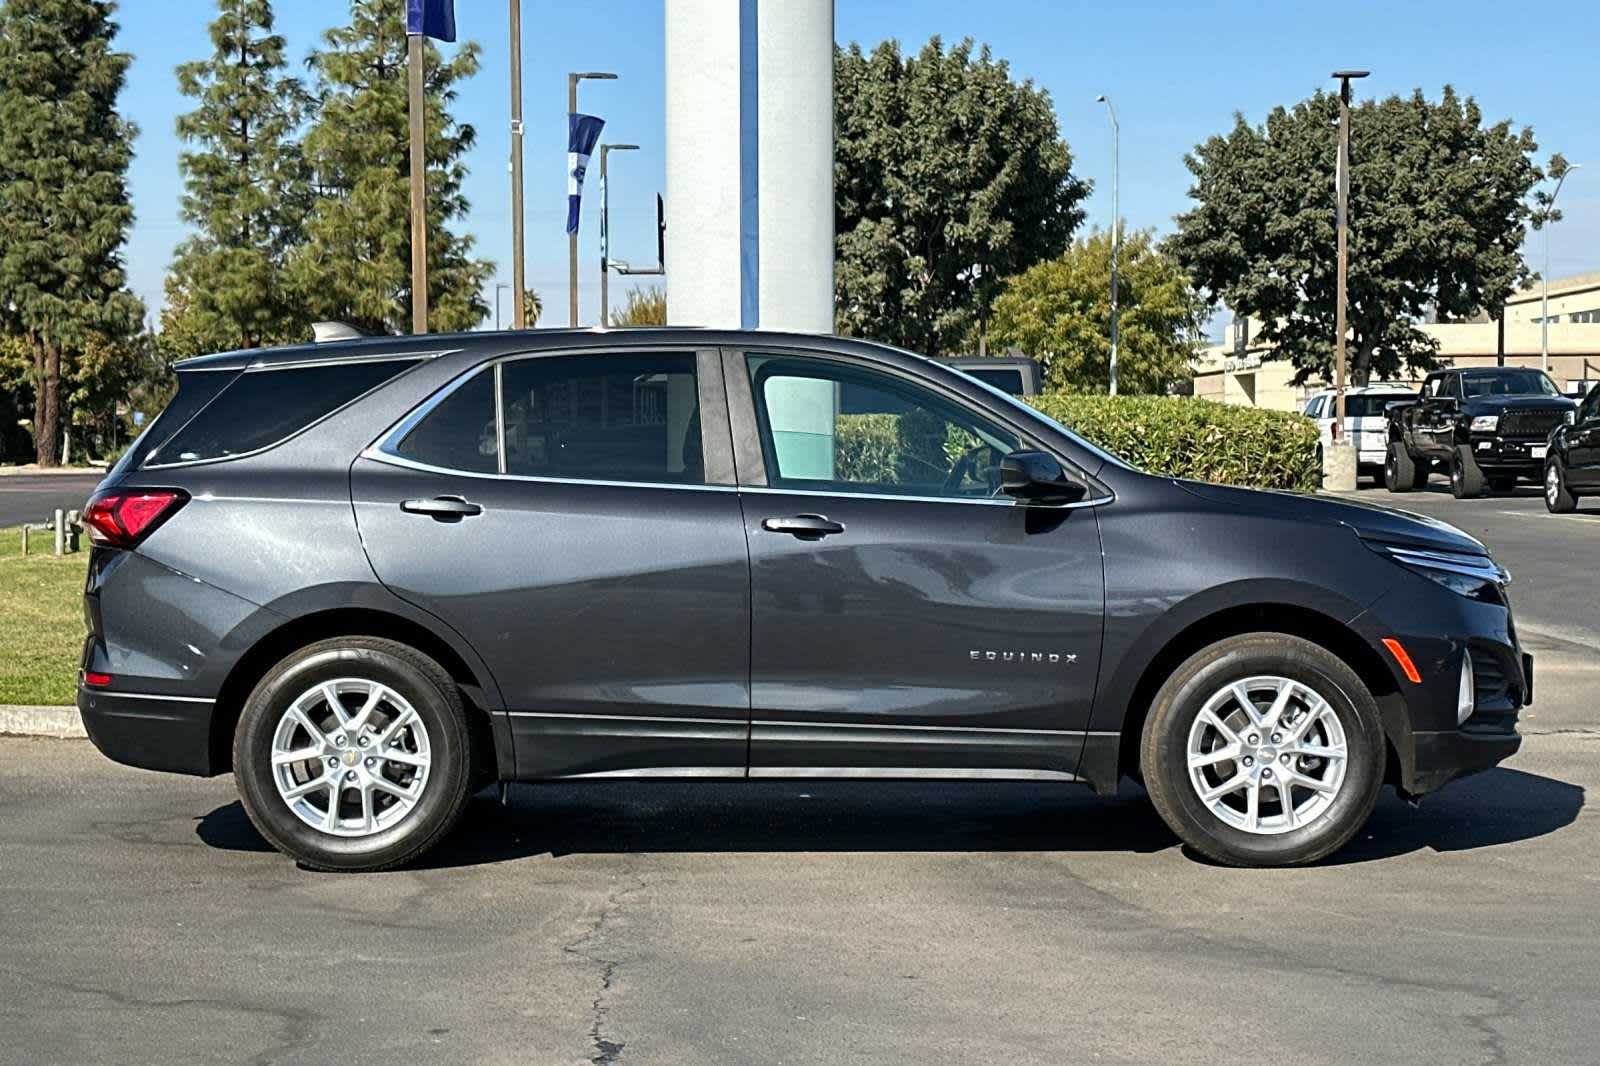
78,330,1531,870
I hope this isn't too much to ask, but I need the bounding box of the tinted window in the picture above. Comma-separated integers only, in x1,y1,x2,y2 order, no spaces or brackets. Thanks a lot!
1461,370,1560,398
748,355,1020,498
393,369,499,474
1580,386,1600,424
147,359,412,466
1304,396,1325,418
110,368,238,478
501,353,703,484
964,368,1026,395
1344,394,1411,418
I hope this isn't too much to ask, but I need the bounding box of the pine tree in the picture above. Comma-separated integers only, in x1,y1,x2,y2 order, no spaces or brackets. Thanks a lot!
0,0,144,465
290,0,491,334
162,0,313,357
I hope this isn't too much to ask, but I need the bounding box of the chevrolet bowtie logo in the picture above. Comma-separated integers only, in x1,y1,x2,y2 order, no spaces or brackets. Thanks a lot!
970,650,1077,664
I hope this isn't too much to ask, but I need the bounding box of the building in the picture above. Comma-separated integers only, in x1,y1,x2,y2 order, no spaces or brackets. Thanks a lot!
1193,271,1600,410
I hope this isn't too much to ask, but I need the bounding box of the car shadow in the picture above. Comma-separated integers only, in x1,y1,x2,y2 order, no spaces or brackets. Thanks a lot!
195,767,1583,870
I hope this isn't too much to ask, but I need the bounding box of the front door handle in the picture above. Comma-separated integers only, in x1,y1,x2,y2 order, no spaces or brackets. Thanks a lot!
401,496,483,521
762,514,844,539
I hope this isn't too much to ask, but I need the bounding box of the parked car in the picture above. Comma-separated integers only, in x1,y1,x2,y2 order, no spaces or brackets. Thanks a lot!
937,356,1041,396
1544,381,1600,513
80,329,1529,870
1302,385,1416,484
1384,367,1578,498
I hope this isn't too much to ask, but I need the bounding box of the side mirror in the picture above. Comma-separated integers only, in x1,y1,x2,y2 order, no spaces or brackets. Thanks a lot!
999,450,1087,504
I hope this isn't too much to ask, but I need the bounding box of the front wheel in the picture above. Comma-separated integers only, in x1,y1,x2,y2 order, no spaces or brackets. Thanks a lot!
234,637,475,872
1450,446,1485,499
1546,459,1579,514
1139,633,1386,867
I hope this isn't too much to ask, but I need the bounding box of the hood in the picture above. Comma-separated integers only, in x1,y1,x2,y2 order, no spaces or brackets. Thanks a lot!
1462,394,1578,413
1175,481,1487,555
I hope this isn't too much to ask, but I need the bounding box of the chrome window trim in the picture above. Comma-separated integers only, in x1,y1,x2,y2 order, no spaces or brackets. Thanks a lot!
246,349,456,372
739,484,1114,510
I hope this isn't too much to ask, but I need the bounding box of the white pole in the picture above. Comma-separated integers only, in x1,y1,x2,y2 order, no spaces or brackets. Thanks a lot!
1098,95,1120,396
1542,165,1581,375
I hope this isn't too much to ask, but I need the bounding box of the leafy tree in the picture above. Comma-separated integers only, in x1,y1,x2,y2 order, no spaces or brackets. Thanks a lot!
1169,87,1544,386
834,37,1088,356
1530,153,1572,233
289,0,491,334
990,230,1207,394
522,289,542,327
162,0,313,356
611,286,666,327
0,0,144,465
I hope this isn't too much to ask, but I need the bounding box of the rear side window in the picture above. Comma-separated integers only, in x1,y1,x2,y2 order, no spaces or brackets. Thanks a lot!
146,359,412,467
392,369,499,474
108,369,239,479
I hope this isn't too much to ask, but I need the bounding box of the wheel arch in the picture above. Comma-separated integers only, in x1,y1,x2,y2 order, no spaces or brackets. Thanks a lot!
1100,602,1404,791
209,606,511,778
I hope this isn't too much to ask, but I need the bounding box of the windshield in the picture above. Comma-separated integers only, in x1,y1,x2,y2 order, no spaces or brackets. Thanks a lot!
1461,370,1560,398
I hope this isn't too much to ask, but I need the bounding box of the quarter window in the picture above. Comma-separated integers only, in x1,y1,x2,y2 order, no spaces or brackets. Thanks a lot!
747,355,1021,498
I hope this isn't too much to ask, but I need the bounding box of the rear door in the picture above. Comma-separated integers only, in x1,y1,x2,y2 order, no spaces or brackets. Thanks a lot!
725,347,1106,778
352,347,752,778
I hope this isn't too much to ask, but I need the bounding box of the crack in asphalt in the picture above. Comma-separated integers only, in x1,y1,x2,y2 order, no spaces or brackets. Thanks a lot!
2,967,322,1065
562,873,648,1065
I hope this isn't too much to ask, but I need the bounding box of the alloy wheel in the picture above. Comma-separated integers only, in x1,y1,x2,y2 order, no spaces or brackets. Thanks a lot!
1186,676,1348,835
1547,464,1561,509
269,678,432,838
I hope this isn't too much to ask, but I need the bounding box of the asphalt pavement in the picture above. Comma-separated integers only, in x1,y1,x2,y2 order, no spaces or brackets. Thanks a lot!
0,472,103,528
1,478,1596,1065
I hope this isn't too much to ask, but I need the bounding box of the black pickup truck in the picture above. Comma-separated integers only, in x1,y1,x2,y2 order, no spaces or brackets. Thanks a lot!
1385,367,1577,499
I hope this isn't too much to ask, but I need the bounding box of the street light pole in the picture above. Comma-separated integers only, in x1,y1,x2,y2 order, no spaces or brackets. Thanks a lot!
509,0,526,328
568,71,618,326
1541,163,1582,375
495,283,510,331
1096,95,1120,396
598,144,640,327
1331,70,1369,442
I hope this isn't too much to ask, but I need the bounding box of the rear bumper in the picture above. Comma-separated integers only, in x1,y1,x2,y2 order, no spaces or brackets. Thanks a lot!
77,686,219,776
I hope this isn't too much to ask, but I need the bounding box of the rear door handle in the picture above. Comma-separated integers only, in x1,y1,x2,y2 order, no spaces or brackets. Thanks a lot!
762,514,844,538
401,496,483,520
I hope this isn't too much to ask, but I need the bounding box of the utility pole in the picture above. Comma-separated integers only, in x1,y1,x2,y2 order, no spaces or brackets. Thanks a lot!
1541,163,1582,375
598,144,639,327
1096,95,1120,396
509,0,527,328
407,35,429,334
568,71,617,325
1331,71,1368,439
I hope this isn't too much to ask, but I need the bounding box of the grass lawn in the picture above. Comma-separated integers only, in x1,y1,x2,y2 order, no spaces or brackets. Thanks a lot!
0,527,87,706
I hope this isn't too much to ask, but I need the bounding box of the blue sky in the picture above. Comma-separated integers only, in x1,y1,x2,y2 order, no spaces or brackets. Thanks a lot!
116,0,1599,329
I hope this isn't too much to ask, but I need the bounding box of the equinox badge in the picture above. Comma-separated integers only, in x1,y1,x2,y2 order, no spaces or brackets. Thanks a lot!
971,650,1077,664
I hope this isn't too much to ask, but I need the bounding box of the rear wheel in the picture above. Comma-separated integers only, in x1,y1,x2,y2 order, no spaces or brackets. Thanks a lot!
1450,446,1485,499
1384,441,1425,493
234,637,474,872
1546,458,1579,514
1140,633,1385,867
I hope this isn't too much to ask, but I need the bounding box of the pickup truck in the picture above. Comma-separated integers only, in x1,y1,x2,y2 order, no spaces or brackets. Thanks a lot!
1384,367,1578,499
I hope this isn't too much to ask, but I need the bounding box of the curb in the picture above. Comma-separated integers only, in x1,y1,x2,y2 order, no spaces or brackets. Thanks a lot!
0,706,86,738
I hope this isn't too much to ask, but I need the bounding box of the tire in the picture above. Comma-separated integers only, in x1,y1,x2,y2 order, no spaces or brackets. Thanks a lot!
1546,458,1579,514
1139,633,1386,868
1450,446,1485,499
234,637,475,872
1384,441,1416,493
1488,476,1518,494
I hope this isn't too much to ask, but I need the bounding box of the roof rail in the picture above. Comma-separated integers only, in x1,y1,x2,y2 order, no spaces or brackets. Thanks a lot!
312,321,368,343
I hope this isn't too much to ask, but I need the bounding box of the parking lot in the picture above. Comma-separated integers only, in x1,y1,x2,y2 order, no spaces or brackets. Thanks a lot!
3,483,1597,1065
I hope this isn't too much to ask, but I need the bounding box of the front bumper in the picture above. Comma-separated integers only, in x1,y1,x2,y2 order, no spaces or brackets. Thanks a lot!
1468,435,1550,474
77,685,218,776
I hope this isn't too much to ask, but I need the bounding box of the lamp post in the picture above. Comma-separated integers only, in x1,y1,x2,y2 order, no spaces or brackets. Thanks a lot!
1541,163,1582,375
1096,94,1120,396
1331,70,1368,442
568,71,618,325
598,143,639,327
495,283,510,330
509,1,526,328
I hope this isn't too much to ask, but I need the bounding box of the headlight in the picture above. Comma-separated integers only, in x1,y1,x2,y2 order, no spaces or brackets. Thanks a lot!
1470,415,1499,432
1363,540,1509,600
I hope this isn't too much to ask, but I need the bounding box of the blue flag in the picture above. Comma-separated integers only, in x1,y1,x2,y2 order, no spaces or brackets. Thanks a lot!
406,0,456,42
567,113,606,236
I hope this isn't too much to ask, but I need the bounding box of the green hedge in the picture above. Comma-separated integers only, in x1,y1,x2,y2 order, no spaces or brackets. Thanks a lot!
1026,394,1320,492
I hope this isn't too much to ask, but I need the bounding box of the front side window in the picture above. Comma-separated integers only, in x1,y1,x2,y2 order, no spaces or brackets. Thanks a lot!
747,355,1020,499
501,352,703,484
1579,386,1600,424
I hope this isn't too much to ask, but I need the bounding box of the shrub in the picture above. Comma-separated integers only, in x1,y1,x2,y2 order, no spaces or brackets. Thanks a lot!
1026,393,1320,492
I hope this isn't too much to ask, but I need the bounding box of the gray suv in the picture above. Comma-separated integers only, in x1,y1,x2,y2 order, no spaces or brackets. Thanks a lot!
80,329,1529,870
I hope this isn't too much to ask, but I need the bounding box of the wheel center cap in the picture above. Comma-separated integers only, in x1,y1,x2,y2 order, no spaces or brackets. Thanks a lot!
341,749,361,767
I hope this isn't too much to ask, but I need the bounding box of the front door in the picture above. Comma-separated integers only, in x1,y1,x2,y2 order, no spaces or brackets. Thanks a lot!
352,348,751,778
726,350,1106,778
1569,387,1600,485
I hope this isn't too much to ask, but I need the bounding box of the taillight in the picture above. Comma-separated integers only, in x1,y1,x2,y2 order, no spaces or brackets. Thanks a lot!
82,489,189,549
